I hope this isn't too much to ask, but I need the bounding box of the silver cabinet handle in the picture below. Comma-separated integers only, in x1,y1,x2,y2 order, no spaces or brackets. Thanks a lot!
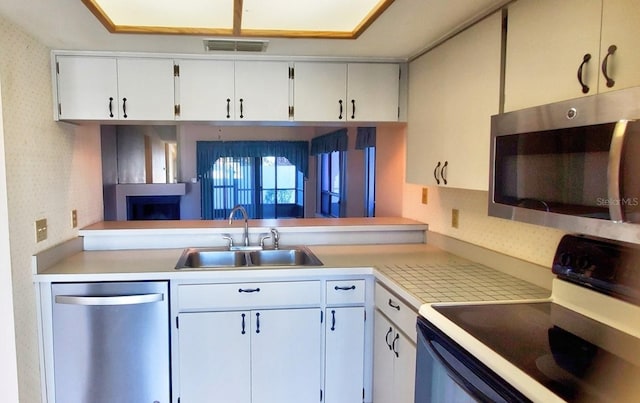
55,293,164,306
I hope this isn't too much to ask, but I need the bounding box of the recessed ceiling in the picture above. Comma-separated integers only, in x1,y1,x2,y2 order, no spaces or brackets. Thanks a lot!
0,0,510,59
82,0,395,38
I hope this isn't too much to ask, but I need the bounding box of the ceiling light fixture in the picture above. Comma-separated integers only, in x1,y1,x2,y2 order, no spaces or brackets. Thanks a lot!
81,0,395,39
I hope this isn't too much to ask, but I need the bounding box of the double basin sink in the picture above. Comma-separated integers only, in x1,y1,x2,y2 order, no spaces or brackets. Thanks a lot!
175,246,323,269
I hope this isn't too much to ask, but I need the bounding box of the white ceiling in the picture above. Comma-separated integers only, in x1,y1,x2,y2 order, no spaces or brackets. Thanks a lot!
0,0,509,60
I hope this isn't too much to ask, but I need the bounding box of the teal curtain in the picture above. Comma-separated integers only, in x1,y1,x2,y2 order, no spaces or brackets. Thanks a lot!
197,141,309,219
197,141,309,178
355,127,376,149
310,129,348,155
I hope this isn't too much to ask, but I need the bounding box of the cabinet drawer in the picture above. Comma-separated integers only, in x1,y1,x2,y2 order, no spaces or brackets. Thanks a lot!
178,281,321,310
375,282,417,341
326,280,365,305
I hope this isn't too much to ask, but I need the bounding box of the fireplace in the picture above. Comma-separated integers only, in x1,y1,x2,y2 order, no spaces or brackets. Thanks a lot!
127,195,180,220
105,183,186,221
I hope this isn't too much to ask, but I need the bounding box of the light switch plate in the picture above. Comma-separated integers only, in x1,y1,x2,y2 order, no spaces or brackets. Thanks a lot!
421,187,428,204
36,218,47,242
71,210,77,228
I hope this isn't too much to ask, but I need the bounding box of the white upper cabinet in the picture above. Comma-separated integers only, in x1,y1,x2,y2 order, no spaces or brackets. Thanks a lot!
234,61,291,121
347,63,399,122
176,59,235,121
505,0,640,112
293,62,399,122
116,58,176,120
176,60,290,121
599,0,640,93
293,62,347,121
54,53,400,122
407,12,502,190
55,55,175,120
56,56,118,120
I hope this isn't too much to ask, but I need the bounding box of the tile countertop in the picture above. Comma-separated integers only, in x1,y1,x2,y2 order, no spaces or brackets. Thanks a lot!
35,243,551,310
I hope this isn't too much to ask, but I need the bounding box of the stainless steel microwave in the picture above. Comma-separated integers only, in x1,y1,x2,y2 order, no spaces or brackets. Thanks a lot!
489,86,640,244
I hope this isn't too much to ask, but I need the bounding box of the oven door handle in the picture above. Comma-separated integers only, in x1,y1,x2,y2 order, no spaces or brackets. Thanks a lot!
607,120,629,223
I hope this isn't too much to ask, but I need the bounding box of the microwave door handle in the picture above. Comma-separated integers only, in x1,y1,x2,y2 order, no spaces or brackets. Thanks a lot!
607,120,629,223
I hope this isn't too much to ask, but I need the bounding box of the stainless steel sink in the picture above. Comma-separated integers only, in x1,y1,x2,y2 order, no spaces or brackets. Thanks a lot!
248,248,323,266
175,248,247,269
175,246,323,269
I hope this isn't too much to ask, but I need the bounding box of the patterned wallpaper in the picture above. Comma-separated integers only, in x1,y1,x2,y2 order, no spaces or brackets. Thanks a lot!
0,14,103,402
403,183,566,268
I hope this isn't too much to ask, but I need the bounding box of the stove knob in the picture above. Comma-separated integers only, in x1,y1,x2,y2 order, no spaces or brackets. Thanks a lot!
559,252,572,267
576,255,591,271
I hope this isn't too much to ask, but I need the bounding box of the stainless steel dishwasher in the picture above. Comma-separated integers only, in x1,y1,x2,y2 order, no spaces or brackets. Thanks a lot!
51,281,170,403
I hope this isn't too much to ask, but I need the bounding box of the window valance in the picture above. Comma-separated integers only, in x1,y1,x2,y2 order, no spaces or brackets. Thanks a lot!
310,129,348,155
196,141,309,178
355,127,376,149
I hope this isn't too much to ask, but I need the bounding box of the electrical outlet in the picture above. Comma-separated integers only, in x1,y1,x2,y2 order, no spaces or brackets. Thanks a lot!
71,210,78,228
421,187,428,204
451,209,459,228
35,218,47,242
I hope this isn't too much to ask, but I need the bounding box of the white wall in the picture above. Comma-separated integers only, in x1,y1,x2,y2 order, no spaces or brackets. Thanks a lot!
0,60,19,403
375,124,405,217
0,14,104,402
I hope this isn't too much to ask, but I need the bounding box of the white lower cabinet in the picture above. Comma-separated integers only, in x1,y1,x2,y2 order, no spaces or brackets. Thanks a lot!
373,281,417,403
373,311,416,403
177,308,322,403
324,307,366,403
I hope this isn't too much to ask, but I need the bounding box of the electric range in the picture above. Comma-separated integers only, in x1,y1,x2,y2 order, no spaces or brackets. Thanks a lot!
418,234,640,402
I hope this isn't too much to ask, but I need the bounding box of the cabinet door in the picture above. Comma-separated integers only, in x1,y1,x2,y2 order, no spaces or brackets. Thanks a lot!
393,330,417,403
373,311,395,403
599,0,640,93
504,0,602,111
251,308,322,403
177,59,235,120
407,12,501,190
293,62,347,121
177,311,251,403
55,56,118,120
117,58,175,120
235,61,291,121
324,307,365,403
347,63,399,122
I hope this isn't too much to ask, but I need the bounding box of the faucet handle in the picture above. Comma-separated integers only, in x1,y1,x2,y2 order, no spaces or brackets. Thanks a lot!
221,233,234,249
269,228,279,249
258,233,271,249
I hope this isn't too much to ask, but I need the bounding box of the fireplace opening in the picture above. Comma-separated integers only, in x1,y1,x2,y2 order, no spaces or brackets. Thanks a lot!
127,196,180,220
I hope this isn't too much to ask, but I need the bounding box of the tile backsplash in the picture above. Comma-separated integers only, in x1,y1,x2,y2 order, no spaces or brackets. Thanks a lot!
403,183,566,268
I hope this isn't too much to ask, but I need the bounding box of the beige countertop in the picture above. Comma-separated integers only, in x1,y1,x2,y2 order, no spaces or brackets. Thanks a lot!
35,243,551,310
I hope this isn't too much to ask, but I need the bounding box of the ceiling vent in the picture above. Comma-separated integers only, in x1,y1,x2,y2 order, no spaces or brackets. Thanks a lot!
203,39,269,52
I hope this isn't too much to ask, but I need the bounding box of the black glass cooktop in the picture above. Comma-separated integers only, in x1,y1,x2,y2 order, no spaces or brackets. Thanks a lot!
435,302,640,402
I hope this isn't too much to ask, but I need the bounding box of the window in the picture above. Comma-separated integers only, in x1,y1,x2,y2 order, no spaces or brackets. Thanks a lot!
208,156,304,219
318,151,345,218
364,146,376,217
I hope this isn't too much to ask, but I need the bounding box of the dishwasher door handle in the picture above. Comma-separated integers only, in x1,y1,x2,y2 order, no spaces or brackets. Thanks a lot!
55,293,164,306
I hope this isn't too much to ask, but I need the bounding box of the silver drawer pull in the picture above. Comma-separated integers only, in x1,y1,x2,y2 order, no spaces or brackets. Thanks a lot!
388,299,401,311
55,293,164,306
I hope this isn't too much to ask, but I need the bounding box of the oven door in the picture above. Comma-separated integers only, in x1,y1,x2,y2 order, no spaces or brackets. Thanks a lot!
415,316,530,403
